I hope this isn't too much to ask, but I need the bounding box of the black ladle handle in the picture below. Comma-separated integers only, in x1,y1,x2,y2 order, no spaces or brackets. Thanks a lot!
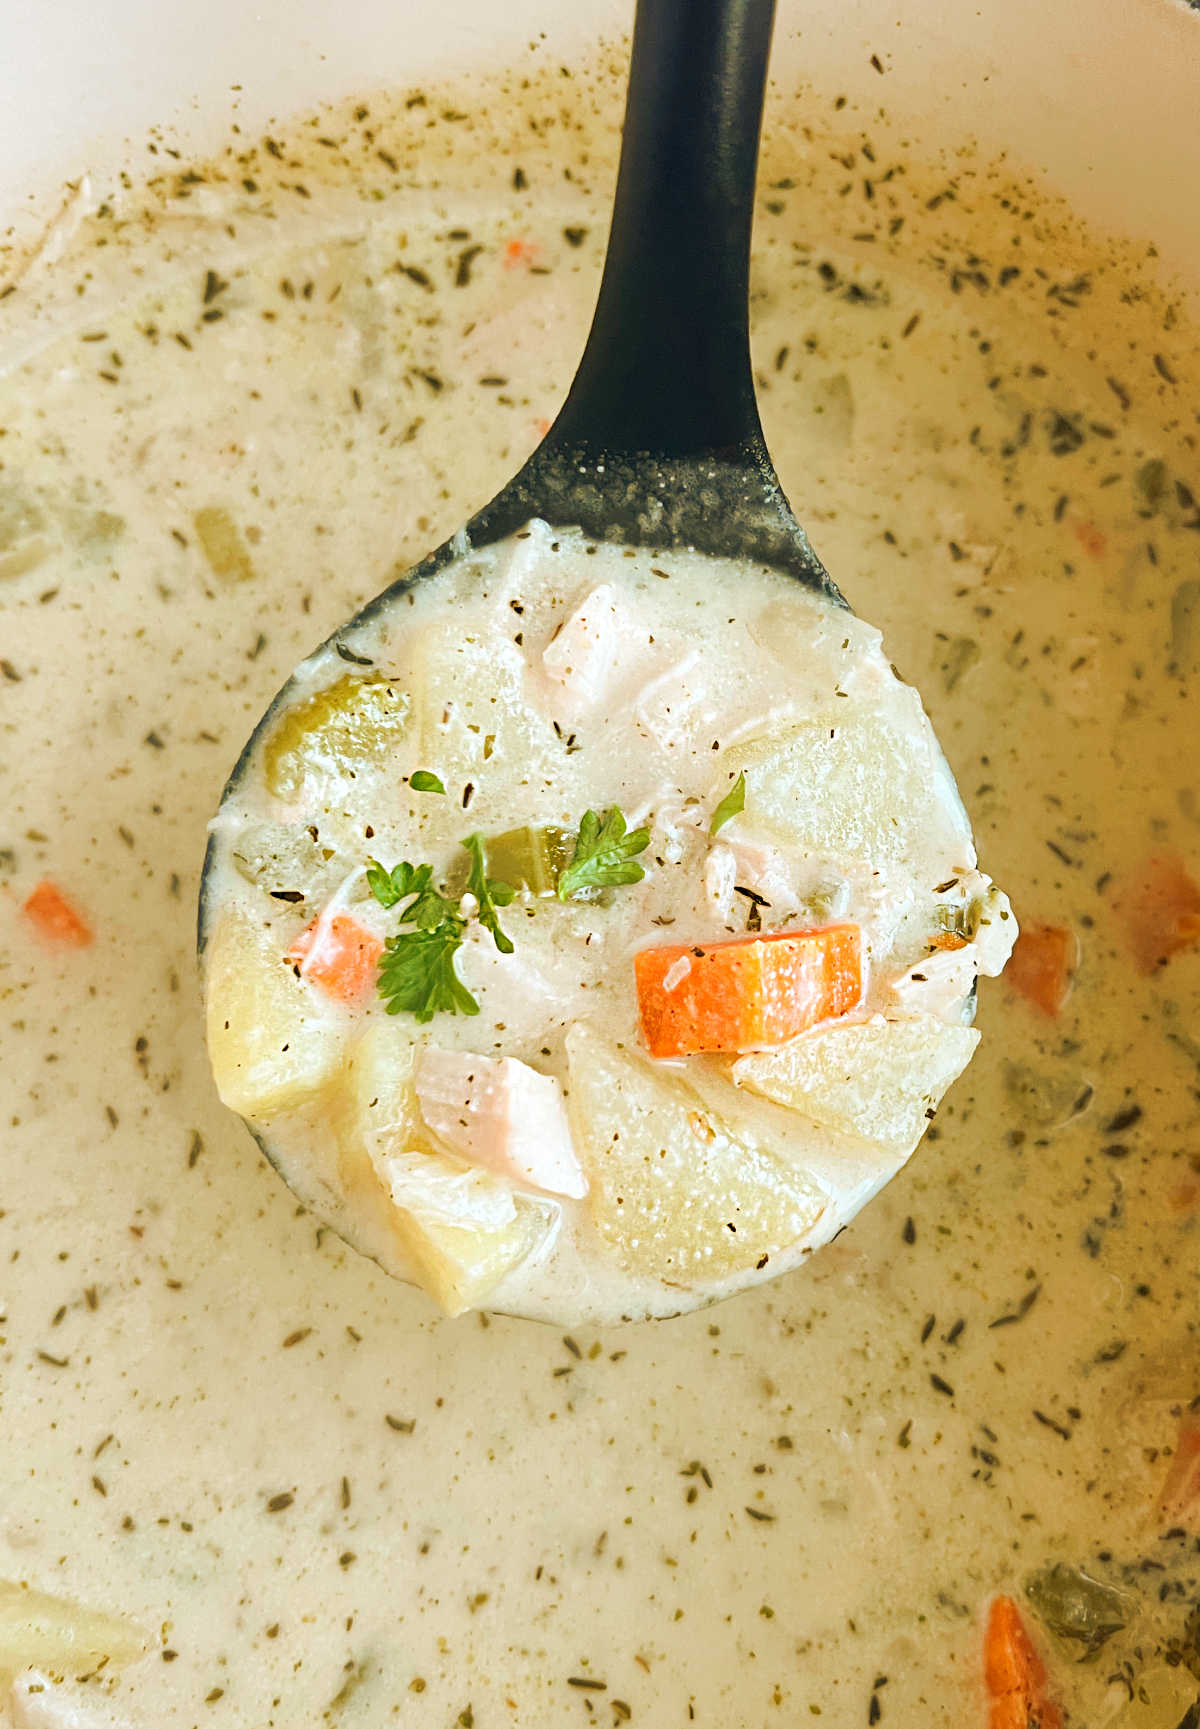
551,0,772,459
448,0,838,598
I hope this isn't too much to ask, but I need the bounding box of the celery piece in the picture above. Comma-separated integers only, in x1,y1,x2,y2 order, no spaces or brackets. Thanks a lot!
445,825,575,899
264,673,410,803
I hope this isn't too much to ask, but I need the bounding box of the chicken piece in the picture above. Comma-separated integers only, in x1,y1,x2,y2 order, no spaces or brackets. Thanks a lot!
542,584,641,719
414,1049,586,1199
340,1024,552,1315
891,876,1016,1022
889,947,979,1021
702,843,738,919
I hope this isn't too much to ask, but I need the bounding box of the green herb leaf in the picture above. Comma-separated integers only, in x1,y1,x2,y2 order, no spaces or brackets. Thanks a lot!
410,769,446,794
369,855,476,1021
366,857,455,928
461,834,515,954
366,857,409,909
377,924,478,1023
557,807,651,901
709,770,746,836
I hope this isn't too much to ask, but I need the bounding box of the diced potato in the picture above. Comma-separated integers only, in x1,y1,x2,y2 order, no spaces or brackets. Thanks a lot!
0,1581,145,1685
410,623,579,818
721,708,972,872
204,908,344,1121
565,1023,825,1283
263,672,411,804
229,815,366,905
732,1011,979,1153
1102,1665,1199,1729
338,1023,552,1315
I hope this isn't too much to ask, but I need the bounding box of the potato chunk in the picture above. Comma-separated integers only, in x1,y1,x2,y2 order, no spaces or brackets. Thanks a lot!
263,671,411,803
723,707,972,873
0,1581,145,1686
340,1024,552,1315
732,1011,979,1152
410,624,580,822
565,1024,825,1284
205,909,344,1121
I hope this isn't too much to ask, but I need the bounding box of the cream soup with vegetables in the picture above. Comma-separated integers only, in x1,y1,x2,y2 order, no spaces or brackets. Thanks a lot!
1,48,1199,1729
202,525,1014,1323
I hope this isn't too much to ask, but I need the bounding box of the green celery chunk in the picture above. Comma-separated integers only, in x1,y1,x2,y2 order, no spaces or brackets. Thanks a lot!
264,673,410,802
445,825,576,899
1023,1562,1132,1658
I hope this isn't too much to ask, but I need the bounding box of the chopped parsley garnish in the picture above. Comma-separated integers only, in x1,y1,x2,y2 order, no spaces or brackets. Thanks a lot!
461,833,516,954
367,856,477,1022
366,803,648,1018
377,922,478,1023
409,769,446,794
709,770,746,836
366,858,454,925
557,807,651,901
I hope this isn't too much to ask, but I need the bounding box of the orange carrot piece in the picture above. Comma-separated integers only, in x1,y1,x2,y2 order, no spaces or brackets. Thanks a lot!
1006,923,1077,1015
984,1596,1062,1729
503,237,540,268
1160,1411,1200,1529
22,879,93,948
1072,520,1106,558
930,931,970,952
286,914,382,1005
1112,853,1200,974
634,924,862,1059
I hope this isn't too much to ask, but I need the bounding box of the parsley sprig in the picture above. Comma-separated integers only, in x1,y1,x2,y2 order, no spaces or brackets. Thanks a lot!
556,807,651,901
709,769,746,836
367,857,477,1023
377,923,479,1023
462,834,516,954
366,804,650,1021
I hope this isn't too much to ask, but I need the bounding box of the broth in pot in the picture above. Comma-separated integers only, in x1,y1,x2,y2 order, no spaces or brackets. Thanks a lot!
1,37,1198,1729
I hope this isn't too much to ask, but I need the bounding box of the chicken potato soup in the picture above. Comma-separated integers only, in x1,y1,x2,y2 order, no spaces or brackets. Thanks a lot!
202,525,1014,1323
1,43,1198,1729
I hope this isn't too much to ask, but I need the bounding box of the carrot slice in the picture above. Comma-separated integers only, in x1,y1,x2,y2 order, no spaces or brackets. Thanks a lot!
1112,853,1200,974
503,237,540,268
286,914,382,1005
1072,520,1106,559
1006,922,1077,1015
1160,1411,1200,1529
984,1596,1062,1729
930,931,970,952
22,879,94,948
634,924,862,1059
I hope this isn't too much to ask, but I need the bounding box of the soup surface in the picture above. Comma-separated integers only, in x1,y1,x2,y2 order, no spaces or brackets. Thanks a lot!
203,524,1010,1324
1,43,1198,1729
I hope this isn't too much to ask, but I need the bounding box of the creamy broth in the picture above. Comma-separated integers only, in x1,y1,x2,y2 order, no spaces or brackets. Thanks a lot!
1,49,1198,1729
202,527,1008,1324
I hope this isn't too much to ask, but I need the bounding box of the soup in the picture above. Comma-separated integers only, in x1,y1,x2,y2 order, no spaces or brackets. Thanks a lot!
1,46,1197,1729
202,525,1011,1322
